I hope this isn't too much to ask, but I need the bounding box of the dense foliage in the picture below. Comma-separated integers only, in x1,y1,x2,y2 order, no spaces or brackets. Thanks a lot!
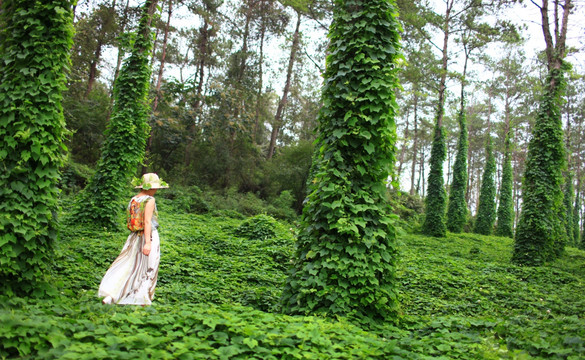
563,172,574,247
422,123,447,237
2,194,585,359
514,68,568,265
474,137,497,235
446,109,469,233
574,193,582,248
72,0,156,228
495,137,514,238
281,0,402,322
0,0,74,295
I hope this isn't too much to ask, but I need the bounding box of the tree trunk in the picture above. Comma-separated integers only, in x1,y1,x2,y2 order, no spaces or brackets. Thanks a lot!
111,0,132,99
143,0,173,174
267,11,301,160
85,38,103,98
410,93,419,195
254,0,266,145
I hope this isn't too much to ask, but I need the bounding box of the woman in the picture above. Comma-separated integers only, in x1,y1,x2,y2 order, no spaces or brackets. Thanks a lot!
98,173,169,305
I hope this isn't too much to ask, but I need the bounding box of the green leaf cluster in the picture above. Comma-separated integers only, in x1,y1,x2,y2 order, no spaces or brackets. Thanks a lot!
513,67,568,266
446,109,468,233
234,214,277,240
563,172,574,247
0,0,74,295
422,123,447,237
72,1,156,228
495,138,514,238
281,0,403,322
574,194,582,248
474,137,497,235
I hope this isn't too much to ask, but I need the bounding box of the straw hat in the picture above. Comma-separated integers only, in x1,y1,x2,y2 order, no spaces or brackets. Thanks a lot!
134,173,169,190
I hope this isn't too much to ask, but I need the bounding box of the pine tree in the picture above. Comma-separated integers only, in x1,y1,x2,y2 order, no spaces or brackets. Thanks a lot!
495,135,514,237
474,137,497,235
281,0,402,322
73,0,158,228
446,109,468,233
0,0,74,294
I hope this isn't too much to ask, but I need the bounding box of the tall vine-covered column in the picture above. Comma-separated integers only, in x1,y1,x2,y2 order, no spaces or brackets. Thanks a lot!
0,0,75,294
73,0,158,228
281,0,402,322
474,137,497,235
513,68,568,265
446,109,468,233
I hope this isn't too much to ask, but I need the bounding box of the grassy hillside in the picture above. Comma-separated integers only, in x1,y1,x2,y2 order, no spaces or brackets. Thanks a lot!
1,195,584,359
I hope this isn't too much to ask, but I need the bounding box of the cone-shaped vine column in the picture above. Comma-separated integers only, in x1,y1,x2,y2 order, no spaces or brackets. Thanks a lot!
446,109,468,233
474,137,497,235
0,0,74,294
422,123,447,237
513,68,567,265
495,135,514,238
281,0,402,321
73,0,158,228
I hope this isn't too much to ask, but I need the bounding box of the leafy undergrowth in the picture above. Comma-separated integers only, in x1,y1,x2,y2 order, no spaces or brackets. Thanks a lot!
1,196,584,359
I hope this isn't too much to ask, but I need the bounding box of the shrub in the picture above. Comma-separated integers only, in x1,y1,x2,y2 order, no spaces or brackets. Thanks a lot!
234,214,277,240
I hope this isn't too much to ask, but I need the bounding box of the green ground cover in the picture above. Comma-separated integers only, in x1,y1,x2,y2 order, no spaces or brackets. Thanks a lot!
1,196,584,359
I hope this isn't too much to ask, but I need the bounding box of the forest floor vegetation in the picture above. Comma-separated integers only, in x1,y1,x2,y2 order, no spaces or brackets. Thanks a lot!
1,194,584,359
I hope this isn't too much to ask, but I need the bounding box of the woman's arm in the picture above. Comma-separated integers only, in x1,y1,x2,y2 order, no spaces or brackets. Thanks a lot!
142,198,156,256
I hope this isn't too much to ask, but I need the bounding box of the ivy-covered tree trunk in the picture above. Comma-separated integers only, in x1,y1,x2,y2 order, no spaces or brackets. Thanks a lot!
512,0,571,265
0,0,74,295
73,0,158,228
446,109,468,233
574,187,581,247
495,135,514,238
422,123,447,237
281,0,402,322
474,137,497,235
513,69,567,264
563,172,574,246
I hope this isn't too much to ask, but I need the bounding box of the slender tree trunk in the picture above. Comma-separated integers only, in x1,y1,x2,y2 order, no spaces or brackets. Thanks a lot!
85,38,103,98
410,93,419,195
111,0,132,98
143,0,173,174
397,108,411,182
254,2,266,145
267,11,301,159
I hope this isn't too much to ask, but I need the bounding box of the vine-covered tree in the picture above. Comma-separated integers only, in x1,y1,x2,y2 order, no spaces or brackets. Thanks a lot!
73,0,158,228
282,0,402,321
474,136,497,235
563,172,574,247
0,0,75,294
513,0,572,265
496,134,514,237
574,187,581,246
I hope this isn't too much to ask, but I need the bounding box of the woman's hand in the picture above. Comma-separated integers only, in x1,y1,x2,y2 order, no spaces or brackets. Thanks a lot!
143,242,151,256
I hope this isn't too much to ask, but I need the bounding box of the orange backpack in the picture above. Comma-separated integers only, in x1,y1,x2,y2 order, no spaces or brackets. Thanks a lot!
127,198,145,232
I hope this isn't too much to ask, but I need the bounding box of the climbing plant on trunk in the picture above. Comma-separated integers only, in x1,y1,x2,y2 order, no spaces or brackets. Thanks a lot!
513,0,572,265
281,0,402,322
474,137,497,235
0,0,74,295
73,0,158,228
496,135,514,237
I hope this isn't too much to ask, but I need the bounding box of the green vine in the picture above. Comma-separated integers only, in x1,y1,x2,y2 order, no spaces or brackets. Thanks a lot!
495,135,514,238
513,67,568,265
422,122,447,237
446,109,468,233
0,0,74,295
574,191,581,248
562,172,574,247
72,0,157,228
281,0,402,322
474,136,497,235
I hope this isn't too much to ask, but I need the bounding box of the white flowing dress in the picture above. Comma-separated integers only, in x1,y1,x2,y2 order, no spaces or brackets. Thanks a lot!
98,195,160,305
